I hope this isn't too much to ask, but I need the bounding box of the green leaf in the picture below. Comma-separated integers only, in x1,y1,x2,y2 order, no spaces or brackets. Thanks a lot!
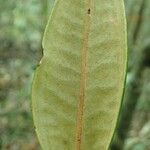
32,0,127,149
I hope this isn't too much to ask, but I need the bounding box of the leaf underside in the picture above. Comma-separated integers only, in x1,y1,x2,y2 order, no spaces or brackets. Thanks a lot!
32,0,127,150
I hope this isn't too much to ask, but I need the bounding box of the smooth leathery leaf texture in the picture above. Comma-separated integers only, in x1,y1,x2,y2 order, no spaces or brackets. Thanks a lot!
32,0,127,149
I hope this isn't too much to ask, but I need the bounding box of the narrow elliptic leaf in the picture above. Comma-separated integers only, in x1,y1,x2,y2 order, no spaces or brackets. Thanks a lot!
32,0,127,149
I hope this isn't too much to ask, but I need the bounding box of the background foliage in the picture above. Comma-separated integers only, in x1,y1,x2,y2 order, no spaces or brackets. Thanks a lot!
0,0,149,149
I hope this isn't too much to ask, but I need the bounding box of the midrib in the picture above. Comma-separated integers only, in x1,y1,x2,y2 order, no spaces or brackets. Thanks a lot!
75,0,91,149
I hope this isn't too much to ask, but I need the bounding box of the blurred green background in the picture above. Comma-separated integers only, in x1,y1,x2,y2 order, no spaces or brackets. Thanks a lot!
0,0,149,149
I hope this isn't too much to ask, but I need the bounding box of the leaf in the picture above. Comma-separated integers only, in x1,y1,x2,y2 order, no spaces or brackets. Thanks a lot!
32,0,127,149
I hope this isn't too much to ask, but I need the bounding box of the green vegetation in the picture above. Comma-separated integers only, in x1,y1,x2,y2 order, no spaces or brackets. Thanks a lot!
0,0,149,150
0,0,54,149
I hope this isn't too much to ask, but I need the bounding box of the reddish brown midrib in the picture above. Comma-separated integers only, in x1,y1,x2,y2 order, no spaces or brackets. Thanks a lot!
75,0,91,150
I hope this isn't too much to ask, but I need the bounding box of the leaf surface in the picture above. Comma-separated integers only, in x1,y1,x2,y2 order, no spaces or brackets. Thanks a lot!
32,0,127,149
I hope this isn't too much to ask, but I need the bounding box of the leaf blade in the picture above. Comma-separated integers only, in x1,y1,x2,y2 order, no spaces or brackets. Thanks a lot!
32,0,127,149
